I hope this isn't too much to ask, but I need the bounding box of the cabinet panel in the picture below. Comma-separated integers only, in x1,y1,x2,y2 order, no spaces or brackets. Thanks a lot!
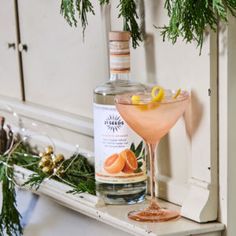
18,0,107,118
0,0,21,99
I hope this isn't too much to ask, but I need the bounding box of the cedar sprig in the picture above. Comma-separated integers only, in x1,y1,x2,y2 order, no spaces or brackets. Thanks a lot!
0,133,96,236
0,162,23,236
61,0,142,48
100,0,142,48
63,154,96,195
60,0,95,34
160,0,236,51
118,0,142,48
99,0,110,4
22,173,47,190
67,179,95,195
60,0,236,51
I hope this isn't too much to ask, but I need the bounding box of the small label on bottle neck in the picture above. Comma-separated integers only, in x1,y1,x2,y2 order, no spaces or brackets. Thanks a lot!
110,41,130,73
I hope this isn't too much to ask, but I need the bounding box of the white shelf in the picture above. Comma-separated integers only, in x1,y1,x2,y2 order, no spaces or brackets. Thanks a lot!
15,166,224,236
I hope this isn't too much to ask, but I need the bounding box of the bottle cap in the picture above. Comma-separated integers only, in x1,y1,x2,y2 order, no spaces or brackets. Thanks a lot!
109,31,130,41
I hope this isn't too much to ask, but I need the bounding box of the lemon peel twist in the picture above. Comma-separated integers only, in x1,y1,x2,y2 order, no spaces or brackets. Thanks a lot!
173,89,181,99
151,86,165,102
131,95,141,104
131,86,165,110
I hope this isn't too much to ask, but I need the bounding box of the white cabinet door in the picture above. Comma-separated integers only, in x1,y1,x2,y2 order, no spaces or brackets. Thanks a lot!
0,0,21,100
17,0,108,118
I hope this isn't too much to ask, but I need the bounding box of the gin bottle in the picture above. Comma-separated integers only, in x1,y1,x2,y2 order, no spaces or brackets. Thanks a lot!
93,31,147,204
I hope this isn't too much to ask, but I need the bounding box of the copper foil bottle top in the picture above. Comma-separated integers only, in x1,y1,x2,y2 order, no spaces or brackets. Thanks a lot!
109,31,130,41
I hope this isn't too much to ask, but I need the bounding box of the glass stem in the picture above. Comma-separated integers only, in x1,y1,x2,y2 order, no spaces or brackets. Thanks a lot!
147,142,161,208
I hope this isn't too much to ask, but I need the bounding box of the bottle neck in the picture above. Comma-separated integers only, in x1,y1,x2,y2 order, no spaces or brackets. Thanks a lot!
110,73,130,81
109,40,130,81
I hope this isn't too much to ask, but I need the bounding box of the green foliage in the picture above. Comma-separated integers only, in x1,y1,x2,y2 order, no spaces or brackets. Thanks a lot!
99,0,110,4
117,0,142,48
67,179,95,195
0,162,23,236
23,173,47,190
0,141,95,236
60,0,95,34
60,0,236,50
61,0,142,48
160,0,236,50
130,141,146,173
63,154,96,195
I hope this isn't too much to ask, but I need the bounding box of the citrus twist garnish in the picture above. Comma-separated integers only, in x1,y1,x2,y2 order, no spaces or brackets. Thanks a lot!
131,86,165,111
131,95,141,104
151,86,165,102
173,89,181,99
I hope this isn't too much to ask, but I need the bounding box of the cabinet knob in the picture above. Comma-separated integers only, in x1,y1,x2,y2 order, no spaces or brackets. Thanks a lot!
18,43,28,52
8,43,16,50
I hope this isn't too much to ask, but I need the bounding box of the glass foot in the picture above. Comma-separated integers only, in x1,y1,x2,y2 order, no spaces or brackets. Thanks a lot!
128,201,180,222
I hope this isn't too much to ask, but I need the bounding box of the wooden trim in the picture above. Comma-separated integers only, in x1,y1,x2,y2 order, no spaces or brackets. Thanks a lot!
181,30,219,222
0,95,93,137
15,165,224,236
14,0,26,101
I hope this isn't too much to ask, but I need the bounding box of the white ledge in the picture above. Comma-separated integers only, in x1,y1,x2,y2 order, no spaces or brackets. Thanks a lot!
0,95,93,137
14,166,224,236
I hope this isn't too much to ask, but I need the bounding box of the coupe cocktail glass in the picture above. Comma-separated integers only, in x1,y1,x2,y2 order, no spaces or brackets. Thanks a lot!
115,89,189,222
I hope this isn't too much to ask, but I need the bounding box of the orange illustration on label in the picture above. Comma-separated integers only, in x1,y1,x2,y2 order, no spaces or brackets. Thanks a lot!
104,149,138,174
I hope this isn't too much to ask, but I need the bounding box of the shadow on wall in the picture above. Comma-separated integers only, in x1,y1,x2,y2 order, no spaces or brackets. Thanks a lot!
184,90,204,141
138,1,204,202
156,90,204,200
138,0,161,84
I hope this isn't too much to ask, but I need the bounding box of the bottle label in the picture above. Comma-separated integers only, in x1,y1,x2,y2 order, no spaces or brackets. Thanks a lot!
94,103,147,184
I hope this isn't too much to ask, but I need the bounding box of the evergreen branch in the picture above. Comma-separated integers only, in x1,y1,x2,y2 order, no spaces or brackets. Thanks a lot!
75,0,95,34
67,179,96,195
60,0,236,51
22,173,47,190
62,154,95,195
0,163,23,236
118,0,142,48
99,0,110,5
160,0,236,51
60,0,77,27
0,136,95,236
60,0,95,35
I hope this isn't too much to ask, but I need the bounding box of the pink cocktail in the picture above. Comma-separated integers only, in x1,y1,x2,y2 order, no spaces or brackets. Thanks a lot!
115,89,189,222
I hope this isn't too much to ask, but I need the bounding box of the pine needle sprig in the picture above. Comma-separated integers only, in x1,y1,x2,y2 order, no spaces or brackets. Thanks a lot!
60,0,236,50
22,173,47,190
62,154,96,195
67,179,95,195
118,0,142,48
0,135,96,235
0,162,23,236
60,0,77,27
76,0,95,34
160,0,236,51
61,0,142,48
223,0,236,17
60,0,95,35
99,0,110,5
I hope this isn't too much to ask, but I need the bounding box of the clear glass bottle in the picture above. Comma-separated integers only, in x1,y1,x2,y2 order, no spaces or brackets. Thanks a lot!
93,31,147,204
